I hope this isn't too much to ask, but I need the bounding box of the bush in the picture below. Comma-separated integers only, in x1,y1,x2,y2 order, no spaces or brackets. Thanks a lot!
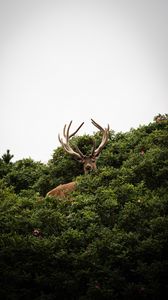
0,116,168,299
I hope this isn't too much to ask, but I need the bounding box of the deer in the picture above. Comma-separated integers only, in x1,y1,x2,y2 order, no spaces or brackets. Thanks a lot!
46,119,110,197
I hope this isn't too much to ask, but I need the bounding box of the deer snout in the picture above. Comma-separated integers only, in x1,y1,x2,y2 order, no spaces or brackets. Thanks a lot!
84,164,94,174
85,164,92,170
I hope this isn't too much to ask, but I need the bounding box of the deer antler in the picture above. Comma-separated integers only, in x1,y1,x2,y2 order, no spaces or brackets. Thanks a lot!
58,121,85,160
91,118,110,157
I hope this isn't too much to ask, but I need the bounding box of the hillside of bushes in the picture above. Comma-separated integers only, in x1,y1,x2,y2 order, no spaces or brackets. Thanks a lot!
0,114,168,299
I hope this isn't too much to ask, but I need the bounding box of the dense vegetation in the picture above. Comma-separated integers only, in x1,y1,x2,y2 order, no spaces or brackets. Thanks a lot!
0,114,168,299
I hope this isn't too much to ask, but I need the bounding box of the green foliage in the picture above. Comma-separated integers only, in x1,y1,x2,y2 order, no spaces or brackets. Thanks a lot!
5,159,45,193
0,157,51,196
0,116,168,299
49,147,83,186
2,149,14,164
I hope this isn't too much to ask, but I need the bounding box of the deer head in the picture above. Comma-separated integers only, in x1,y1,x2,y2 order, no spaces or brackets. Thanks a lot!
58,119,110,174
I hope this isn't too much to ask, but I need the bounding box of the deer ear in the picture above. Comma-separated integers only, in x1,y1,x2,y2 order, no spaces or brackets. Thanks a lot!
74,156,84,163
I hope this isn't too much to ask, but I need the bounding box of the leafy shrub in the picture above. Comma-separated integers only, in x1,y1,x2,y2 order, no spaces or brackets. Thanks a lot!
0,116,168,299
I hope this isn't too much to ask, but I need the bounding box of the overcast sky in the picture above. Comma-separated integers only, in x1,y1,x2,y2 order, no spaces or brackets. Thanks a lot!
0,0,167,162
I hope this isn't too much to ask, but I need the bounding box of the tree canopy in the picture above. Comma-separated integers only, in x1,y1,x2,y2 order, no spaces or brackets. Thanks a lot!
0,114,168,299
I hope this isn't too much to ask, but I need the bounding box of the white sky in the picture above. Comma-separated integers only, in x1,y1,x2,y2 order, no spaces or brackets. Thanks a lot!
0,0,167,162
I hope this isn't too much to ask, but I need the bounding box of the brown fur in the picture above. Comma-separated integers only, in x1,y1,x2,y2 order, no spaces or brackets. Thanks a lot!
47,181,76,198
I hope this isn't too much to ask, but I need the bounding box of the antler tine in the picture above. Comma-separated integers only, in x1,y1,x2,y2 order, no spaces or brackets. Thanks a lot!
58,133,63,145
91,118,110,132
63,124,67,138
74,145,85,158
58,121,85,160
91,118,104,131
65,121,72,144
69,121,84,138
63,121,72,138
90,139,96,156
95,129,109,156
91,119,110,157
